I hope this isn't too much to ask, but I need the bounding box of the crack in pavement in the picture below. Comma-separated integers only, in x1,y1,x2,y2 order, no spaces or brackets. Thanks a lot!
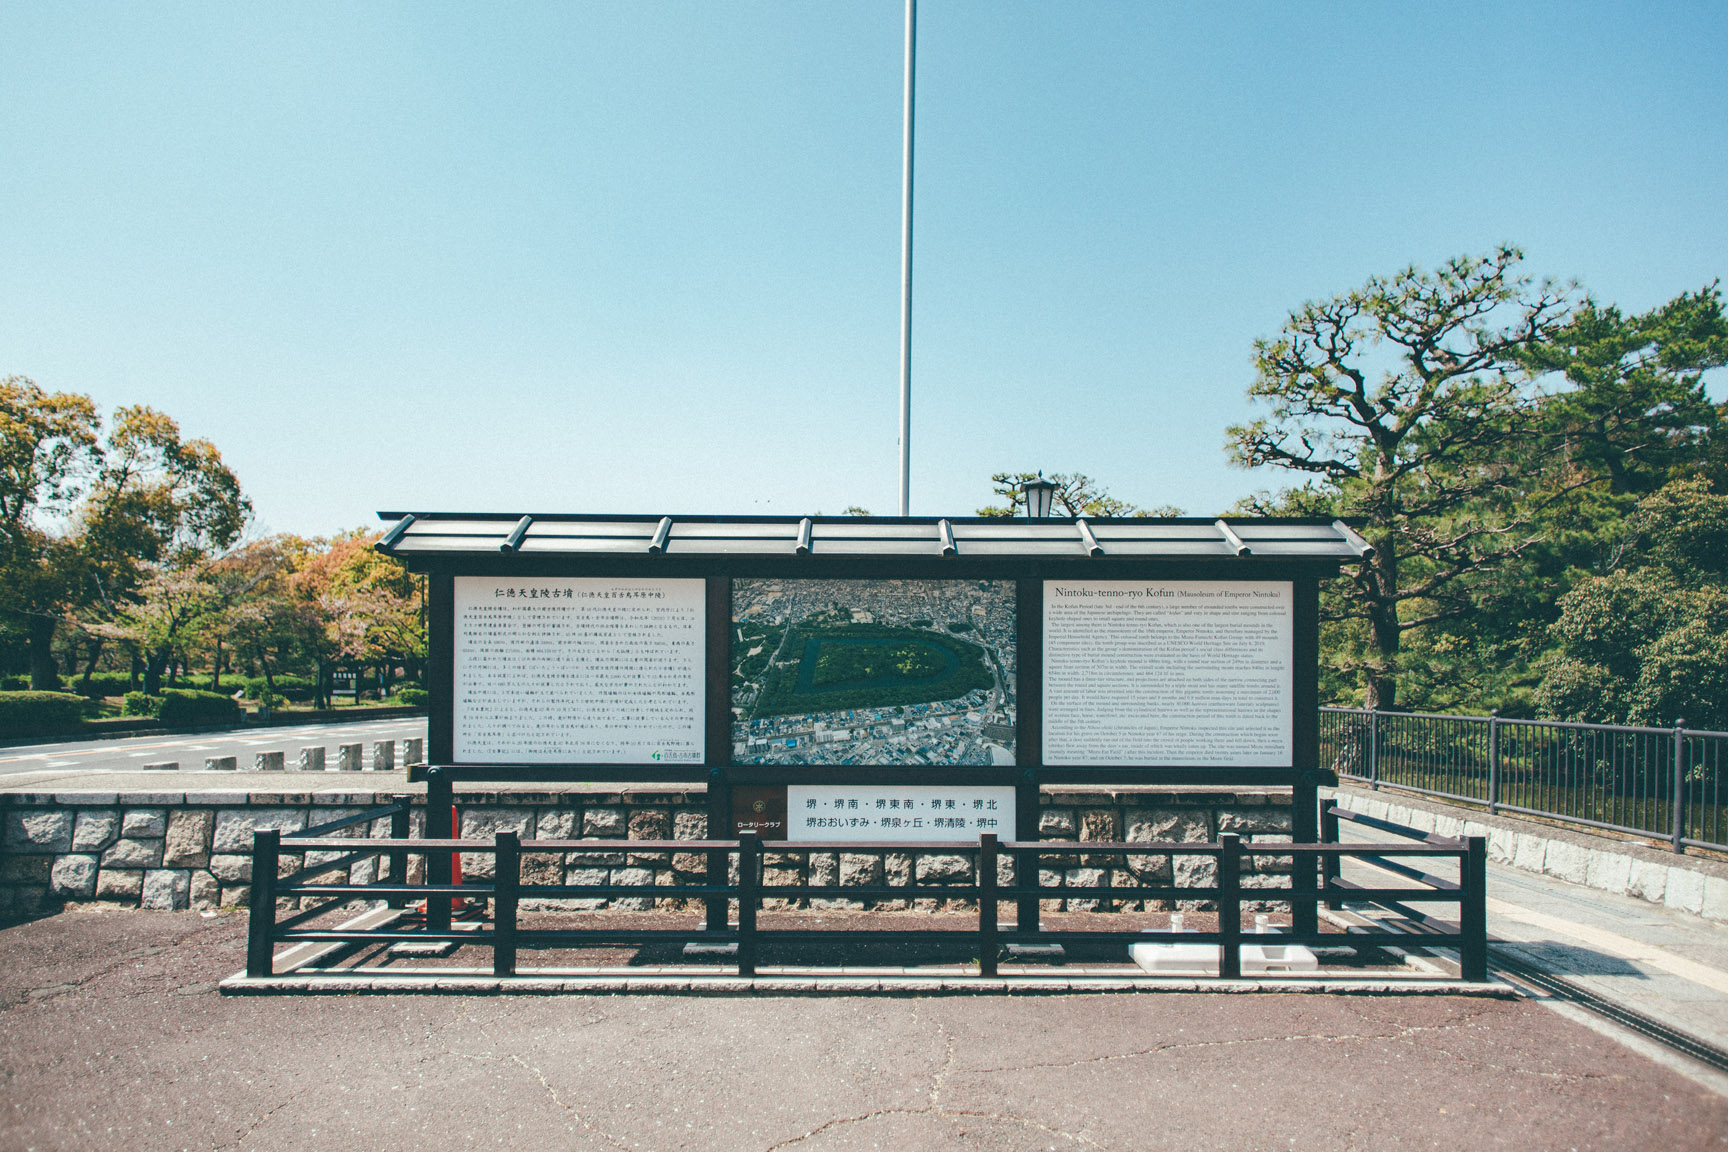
454,1002,633,1152
763,1009,1106,1151
215,1084,314,1151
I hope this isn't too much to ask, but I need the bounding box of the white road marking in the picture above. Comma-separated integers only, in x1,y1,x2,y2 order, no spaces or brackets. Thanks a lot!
1489,896,1728,996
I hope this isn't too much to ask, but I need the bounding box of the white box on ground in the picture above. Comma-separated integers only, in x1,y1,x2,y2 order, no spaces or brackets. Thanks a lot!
1130,934,1320,976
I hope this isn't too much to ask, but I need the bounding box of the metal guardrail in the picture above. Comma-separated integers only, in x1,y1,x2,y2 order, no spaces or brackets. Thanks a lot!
1320,707,1728,854
244,823,1487,982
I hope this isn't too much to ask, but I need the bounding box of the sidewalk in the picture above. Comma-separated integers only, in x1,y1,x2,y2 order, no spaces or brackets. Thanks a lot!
1327,783,1728,924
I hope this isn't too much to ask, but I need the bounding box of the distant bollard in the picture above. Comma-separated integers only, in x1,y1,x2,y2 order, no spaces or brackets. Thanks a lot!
255,751,285,772
205,756,238,771
402,738,424,767
297,747,326,772
371,741,395,772
337,743,363,772
141,761,178,772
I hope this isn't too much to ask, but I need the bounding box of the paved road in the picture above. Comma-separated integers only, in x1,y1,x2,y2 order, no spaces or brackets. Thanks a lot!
2,909,1726,1151
1337,821,1728,1085
0,716,428,779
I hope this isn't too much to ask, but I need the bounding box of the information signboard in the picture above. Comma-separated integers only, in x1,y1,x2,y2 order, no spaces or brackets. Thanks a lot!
1043,579,1293,766
786,785,1015,842
452,576,704,764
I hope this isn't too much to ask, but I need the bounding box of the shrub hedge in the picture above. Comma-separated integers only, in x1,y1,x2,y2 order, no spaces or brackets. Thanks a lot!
0,691,92,735
156,689,242,727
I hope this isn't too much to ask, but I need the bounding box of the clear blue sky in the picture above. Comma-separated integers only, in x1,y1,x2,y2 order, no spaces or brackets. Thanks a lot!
4,2,1724,536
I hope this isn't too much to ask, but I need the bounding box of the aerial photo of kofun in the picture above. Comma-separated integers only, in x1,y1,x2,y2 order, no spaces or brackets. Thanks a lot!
731,578,1016,766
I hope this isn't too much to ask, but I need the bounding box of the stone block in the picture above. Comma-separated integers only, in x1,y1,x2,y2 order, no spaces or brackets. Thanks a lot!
337,744,363,771
521,852,563,886
627,850,671,867
886,853,912,886
1666,867,1706,916
611,866,655,910
916,854,972,883
255,751,285,772
163,809,214,868
5,809,72,853
535,809,577,840
674,811,707,839
1585,850,1633,895
1246,834,1293,874
628,809,670,841
763,851,806,871
1487,828,1518,864
1702,875,1728,923
401,737,424,766
209,854,252,883
50,854,99,899
1064,867,1106,910
212,808,307,852
205,756,238,772
349,857,377,886
840,853,883,887
671,852,705,873
1039,808,1077,837
808,852,838,885
1126,809,1210,844
121,808,167,838
1175,854,1217,911
191,871,221,911
141,869,190,910
297,747,327,772
564,850,625,867
101,837,163,868
1080,809,1118,840
95,869,144,903
1217,807,1293,835
221,885,251,908
1,854,51,883
72,809,120,853
371,741,395,772
460,807,536,841
1512,834,1548,873
1628,857,1668,903
583,807,626,837
563,867,608,909
1543,840,1590,886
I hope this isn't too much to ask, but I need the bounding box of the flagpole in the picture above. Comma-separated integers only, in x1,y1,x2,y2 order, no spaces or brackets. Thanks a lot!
897,0,916,517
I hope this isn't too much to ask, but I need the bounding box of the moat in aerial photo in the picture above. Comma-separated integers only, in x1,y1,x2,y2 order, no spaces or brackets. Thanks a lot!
731,578,1017,766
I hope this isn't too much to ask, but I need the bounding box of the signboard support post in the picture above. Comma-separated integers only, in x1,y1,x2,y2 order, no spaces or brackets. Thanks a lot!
978,833,999,976
425,767,453,933
705,767,731,932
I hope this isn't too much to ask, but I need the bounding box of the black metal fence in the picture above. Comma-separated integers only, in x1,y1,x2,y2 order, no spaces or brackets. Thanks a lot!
1319,707,1728,854
244,810,1487,983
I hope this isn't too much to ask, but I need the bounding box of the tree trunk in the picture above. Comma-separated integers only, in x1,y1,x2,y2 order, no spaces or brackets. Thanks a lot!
128,651,142,693
212,637,222,691
143,646,171,696
27,615,58,690
1363,538,1400,711
78,637,103,693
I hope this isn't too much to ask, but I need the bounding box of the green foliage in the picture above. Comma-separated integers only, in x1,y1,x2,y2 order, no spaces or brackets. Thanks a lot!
811,640,946,687
1536,479,1728,729
0,690,90,734
979,471,1184,518
155,688,241,727
753,624,994,718
240,675,316,702
394,686,429,707
122,691,157,716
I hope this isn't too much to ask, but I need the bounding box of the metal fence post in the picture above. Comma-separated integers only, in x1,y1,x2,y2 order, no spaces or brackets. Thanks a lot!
386,796,411,908
1016,842,1040,937
978,833,998,977
1217,833,1241,979
492,830,519,977
736,832,759,977
1672,719,1688,854
1368,709,1380,790
1461,835,1487,982
1487,711,1501,815
1319,802,1341,910
246,828,280,979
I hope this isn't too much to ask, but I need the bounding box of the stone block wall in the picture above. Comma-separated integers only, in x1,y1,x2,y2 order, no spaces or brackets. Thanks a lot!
0,787,1293,919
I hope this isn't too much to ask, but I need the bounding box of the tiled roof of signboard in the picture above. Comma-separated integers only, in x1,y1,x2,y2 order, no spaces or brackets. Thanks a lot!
373,513,1373,561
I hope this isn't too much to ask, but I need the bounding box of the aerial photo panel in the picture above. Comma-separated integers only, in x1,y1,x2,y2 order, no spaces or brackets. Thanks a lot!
730,579,1017,766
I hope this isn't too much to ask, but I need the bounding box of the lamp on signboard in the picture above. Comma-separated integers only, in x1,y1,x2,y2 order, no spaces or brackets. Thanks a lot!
1020,475,1058,519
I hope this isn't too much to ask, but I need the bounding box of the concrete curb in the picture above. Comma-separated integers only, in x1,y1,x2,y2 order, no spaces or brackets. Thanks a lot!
220,968,1517,997
1327,785,1728,924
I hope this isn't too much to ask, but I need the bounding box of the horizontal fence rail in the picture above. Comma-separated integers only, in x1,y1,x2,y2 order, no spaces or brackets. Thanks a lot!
245,819,1488,983
1321,707,1728,854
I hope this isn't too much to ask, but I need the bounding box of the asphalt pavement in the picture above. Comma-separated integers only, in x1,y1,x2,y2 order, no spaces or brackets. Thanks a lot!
3,908,1726,1151
0,716,428,781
